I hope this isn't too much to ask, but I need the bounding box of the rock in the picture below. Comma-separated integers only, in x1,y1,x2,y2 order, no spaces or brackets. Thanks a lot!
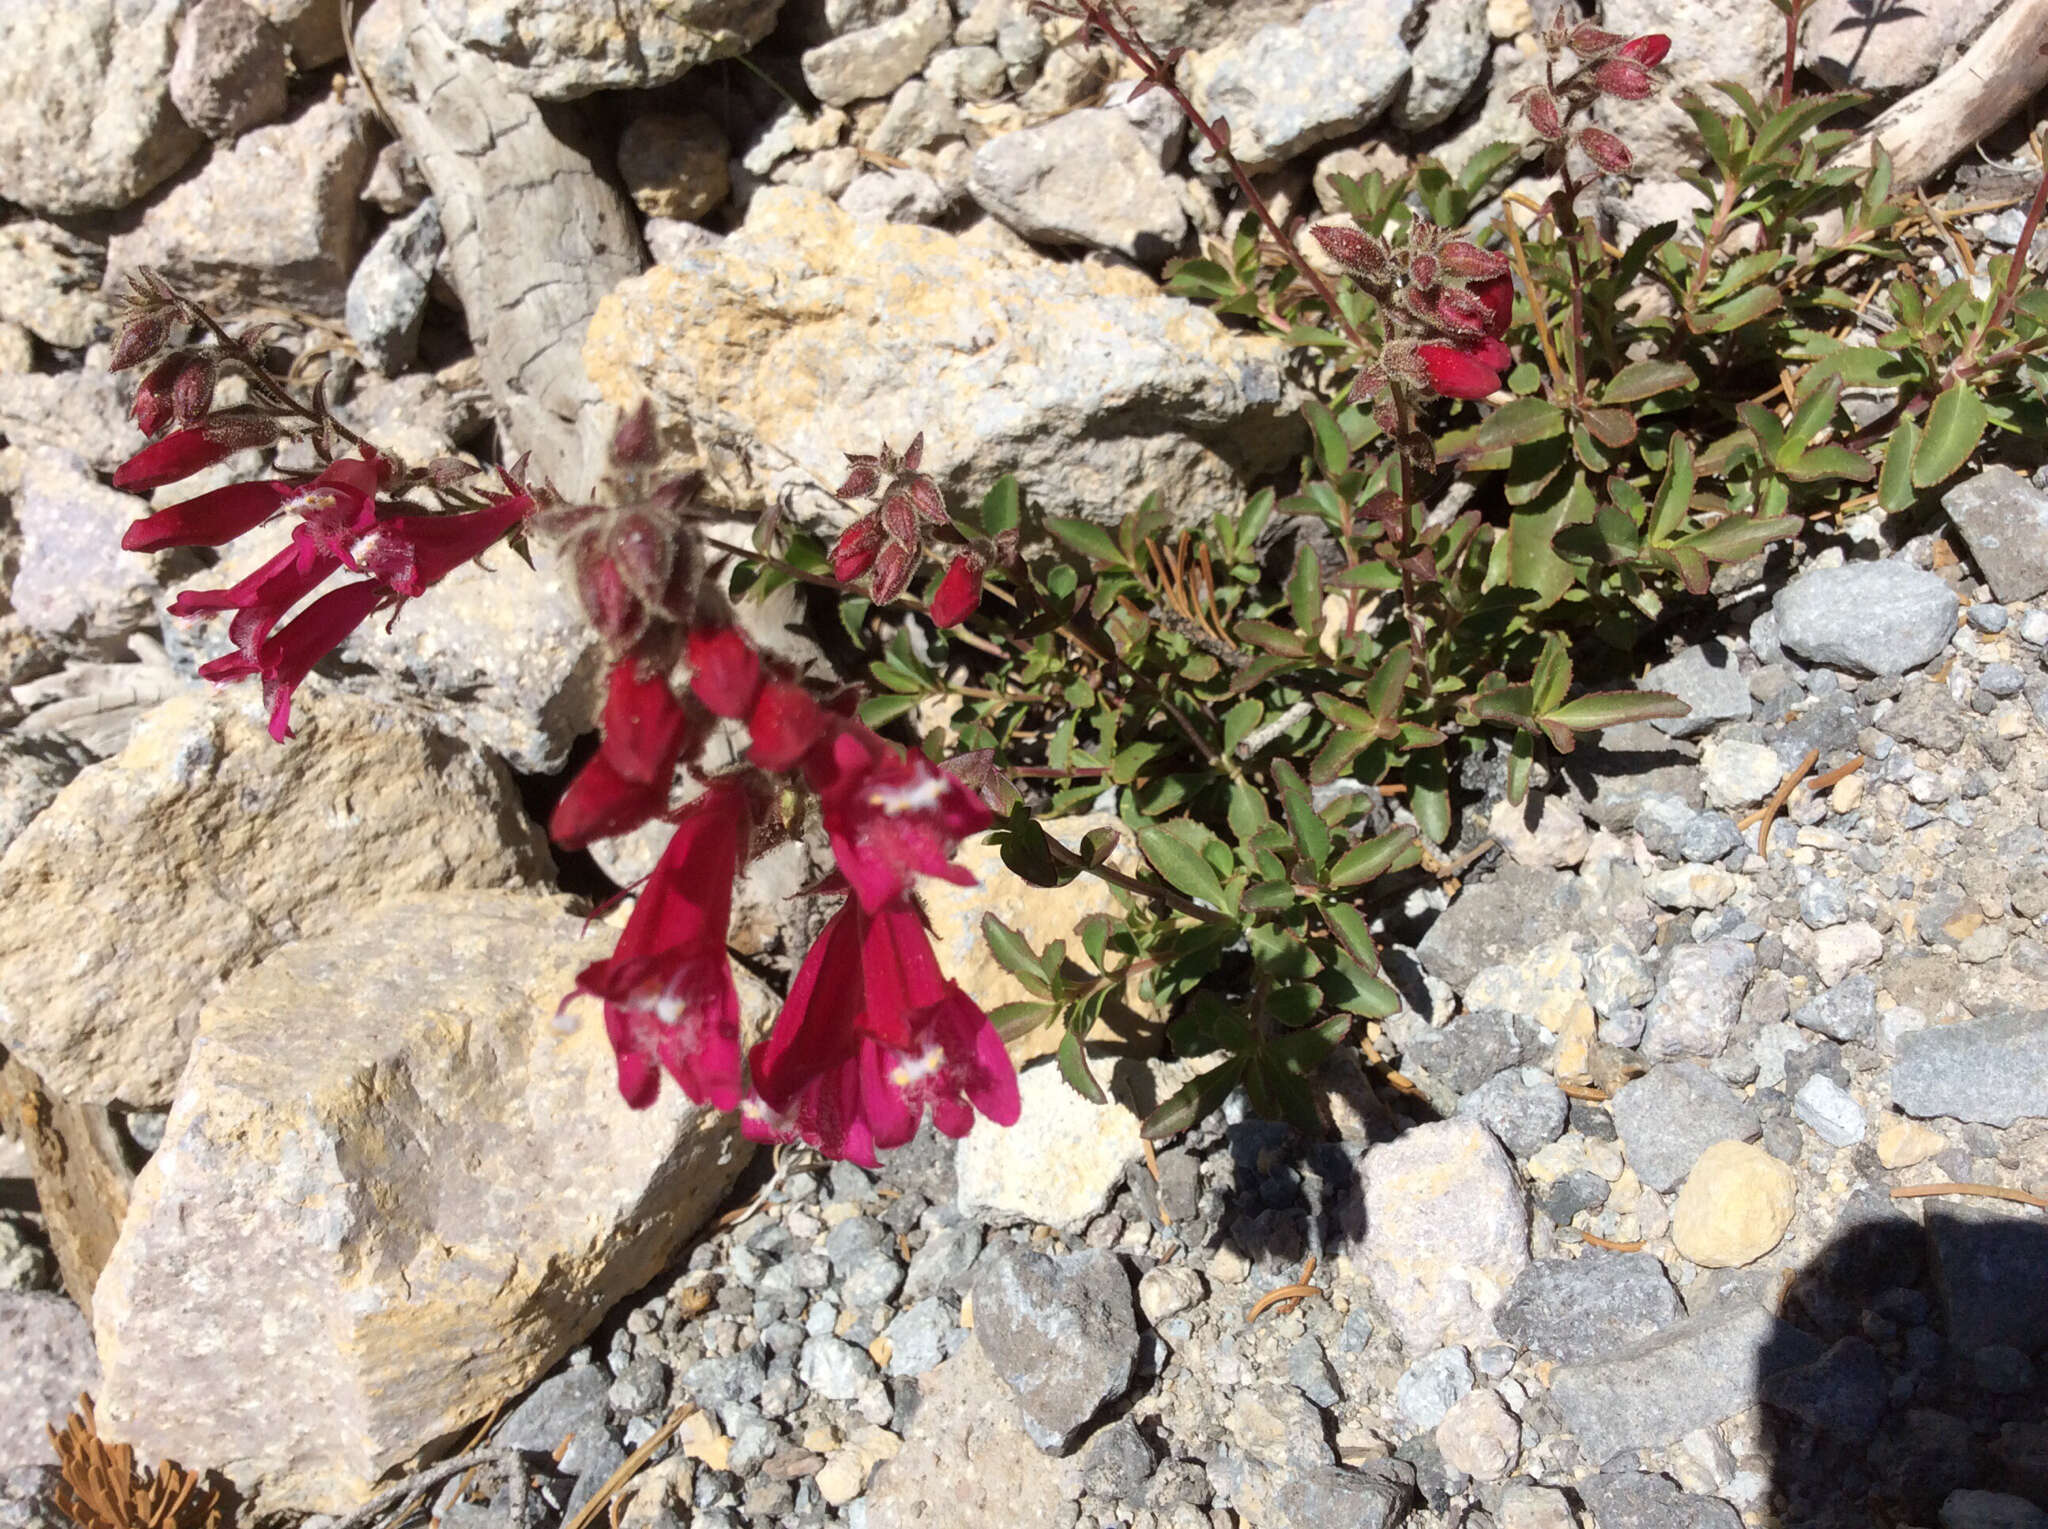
1494,1252,1683,1364
1805,0,2005,93
0,370,144,474
1641,640,1752,737
968,107,1187,260
971,1245,1137,1453
1926,1204,2048,1354
618,113,730,222
1395,1345,1472,1428
1456,1067,1567,1159
0,223,110,350
0,0,204,216
1943,467,2048,602
882,1298,966,1376
1558,720,1703,832
864,1340,1074,1529
1549,1293,1820,1463
170,0,290,140
1874,1117,1945,1168
92,890,754,1512
1762,1335,1886,1441
1136,1263,1204,1325
421,0,779,98
1593,0,1779,180
497,1363,608,1456
10,449,166,642
1233,1463,1414,1529
1670,1140,1797,1267
1812,921,1882,987
1186,0,1420,171
1415,859,1591,991
106,98,377,319
1434,1389,1519,1480
1699,737,1782,808
840,167,953,225
1884,678,1968,752
0,1215,57,1294
1773,560,1958,675
1791,971,1876,1043
1077,1416,1152,1500
0,1292,99,1467
955,1061,1140,1226
1640,942,1755,1064
1941,1491,2048,1529
1393,0,1488,130
1487,792,1590,870
585,187,1298,527
1401,1009,1537,1095
1499,1483,1576,1529
345,199,443,376
1891,1010,2048,1127
1643,864,1739,909
800,1335,880,1401
1611,1062,1760,1193
802,0,951,106
1578,1471,1741,1528
0,1466,65,1529
242,0,345,65
1463,936,1587,1029
1793,1074,1865,1147
1359,1119,1528,1351
0,689,552,1105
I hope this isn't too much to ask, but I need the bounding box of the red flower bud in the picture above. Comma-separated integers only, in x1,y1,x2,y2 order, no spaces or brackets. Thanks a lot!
1620,33,1671,66
870,542,915,605
907,475,947,524
1592,57,1656,100
132,352,185,437
688,624,764,720
831,512,885,583
1433,286,1495,336
1311,224,1393,282
1523,87,1564,140
171,351,219,427
112,415,279,491
109,312,171,373
1409,251,1440,290
1417,342,1504,401
835,459,882,499
610,400,658,464
1438,241,1510,281
880,491,920,547
1576,126,1635,175
1568,23,1629,57
930,553,984,629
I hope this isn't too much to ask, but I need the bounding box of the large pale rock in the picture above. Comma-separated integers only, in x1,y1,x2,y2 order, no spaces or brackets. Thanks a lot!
0,689,552,1105
93,890,755,1512
584,187,1300,526
955,1061,1141,1226
1804,0,2004,93
420,0,782,99
105,98,377,319
1670,1139,1796,1267
1358,1119,1529,1351
10,449,168,642
0,1292,100,1467
0,0,204,216
1595,0,1782,179
0,371,145,474
967,105,1188,260
0,223,110,351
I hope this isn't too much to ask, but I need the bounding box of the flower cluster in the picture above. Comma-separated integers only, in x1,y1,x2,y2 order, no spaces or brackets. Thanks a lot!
826,433,995,627
1514,18,1672,174
545,414,1020,1165
109,288,533,741
1310,217,1516,407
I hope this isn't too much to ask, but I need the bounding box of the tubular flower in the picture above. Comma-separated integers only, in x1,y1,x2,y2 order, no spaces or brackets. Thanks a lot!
204,576,392,741
929,552,984,628
566,781,752,1112
121,478,297,553
112,415,280,492
804,726,992,913
1414,273,1515,401
550,658,709,851
742,896,1019,1167
350,489,534,598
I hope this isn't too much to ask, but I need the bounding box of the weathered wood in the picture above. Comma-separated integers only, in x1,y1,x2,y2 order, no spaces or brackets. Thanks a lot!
0,1052,138,1316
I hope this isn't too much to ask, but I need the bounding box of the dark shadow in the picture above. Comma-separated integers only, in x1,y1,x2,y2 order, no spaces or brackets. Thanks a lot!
1761,1192,2048,1527
1812,0,1930,92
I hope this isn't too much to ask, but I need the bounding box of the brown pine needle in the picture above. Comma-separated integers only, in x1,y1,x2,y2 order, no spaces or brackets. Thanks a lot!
1247,1256,1322,1322
560,1404,699,1529
1738,748,1817,860
1558,1082,1610,1101
1807,754,1865,793
1577,1230,1646,1252
1889,1182,2048,1211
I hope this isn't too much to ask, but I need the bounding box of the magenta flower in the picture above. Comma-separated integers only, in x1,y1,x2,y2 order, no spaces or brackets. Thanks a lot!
746,680,831,774
566,781,751,1112
742,896,1019,1166
929,552,984,629
349,490,534,598
121,478,297,553
803,727,991,913
687,624,763,720
201,576,392,741
550,658,708,851
112,415,280,492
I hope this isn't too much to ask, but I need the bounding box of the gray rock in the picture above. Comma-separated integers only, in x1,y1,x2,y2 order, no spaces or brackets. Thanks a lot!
1883,679,1969,752
1562,723,1704,832
1926,1204,2048,1354
170,0,290,140
1790,972,1876,1044
1640,942,1756,1064
1456,1067,1567,1159
973,1245,1138,1453
825,1216,905,1308
1641,641,1752,738
1680,813,1745,864
0,0,203,216
1586,941,1656,1021
1287,1335,1341,1407
0,223,109,351
10,448,165,642
1762,1336,1886,1441
882,1297,966,1377
1981,662,2026,697
799,1335,879,1401
0,370,144,473
0,1467,65,1529
345,199,443,376
1804,0,2001,92
1892,1011,2048,1127
0,1218,57,1293
1943,467,2048,603
1392,0,1486,130
1188,0,1420,171
1399,1010,1535,1095
0,1291,100,1467
1941,1490,2048,1529
1079,1416,1154,1500
840,167,953,225
1577,1471,1741,1528
968,108,1187,260
605,1355,668,1416
1394,1345,1472,1428
617,112,730,221
902,1220,981,1302
1773,561,1958,676
1255,1463,1413,1529
802,0,951,106
1549,1295,1821,1464
1495,1252,1683,1365
1798,876,1849,929
1537,1169,1610,1226
1793,1074,1865,1147
1415,860,1590,991
498,1365,608,1452
420,0,781,99
1634,794,1699,861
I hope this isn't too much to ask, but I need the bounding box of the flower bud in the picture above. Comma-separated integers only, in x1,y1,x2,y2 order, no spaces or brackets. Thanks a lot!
1439,241,1510,280
930,552,985,628
171,351,219,427
1592,57,1656,100
907,475,947,523
870,542,915,605
110,311,173,373
880,491,920,547
835,458,882,499
1434,285,1495,335
1619,33,1671,66
1575,126,1635,175
832,513,886,583
1310,224,1393,283
610,400,658,465
1522,87,1564,139
132,352,186,436
1568,23,1629,57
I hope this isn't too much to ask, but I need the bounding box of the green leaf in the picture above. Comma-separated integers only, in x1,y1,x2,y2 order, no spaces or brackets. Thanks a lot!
1505,730,1535,805
1780,443,1874,483
1647,434,1696,544
1234,619,1315,658
1530,632,1572,716
1273,758,1331,874
1476,397,1566,451
1364,642,1414,721
1468,681,1537,729
1303,396,1349,476
1602,358,1698,405
1912,383,1989,489
1679,513,1802,564
1581,408,1639,450
1227,777,1271,842
1223,697,1264,756
1288,544,1324,636
1328,828,1422,887
857,692,924,726
1878,418,1920,512
1407,749,1451,845
1079,912,1111,970
1544,688,1691,732
1136,824,1231,911
1320,901,1377,966
981,914,1053,997
1046,516,1125,566
1691,284,1782,333
1142,1058,1246,1139
979,475,1021,536
1779,373,1842,455
1058,1028,1107,1105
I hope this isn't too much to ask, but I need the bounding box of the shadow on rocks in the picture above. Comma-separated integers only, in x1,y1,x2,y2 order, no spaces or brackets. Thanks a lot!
1760,1198,2048,1528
